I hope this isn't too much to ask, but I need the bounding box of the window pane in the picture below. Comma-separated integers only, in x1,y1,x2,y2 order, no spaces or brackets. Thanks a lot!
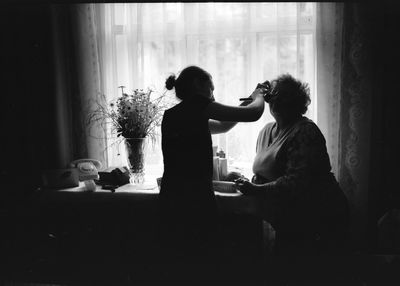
198,3,215,22
142,39,167,89
215,37,248,104
257,3,277,21
300,2,314,18
278,35,297,75
278,3,297,28
115,35,130,89
258,35,278,80
278,2,297,18
215,3,248,20
165,3,182,22
299,33,314,82
198,38,217,72
142,3,164,34
299,33,315,119
114,4,126,26
215,37,249,159
165,40,184,78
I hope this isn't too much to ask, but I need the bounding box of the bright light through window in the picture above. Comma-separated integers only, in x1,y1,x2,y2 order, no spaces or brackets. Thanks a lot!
97,3,316,179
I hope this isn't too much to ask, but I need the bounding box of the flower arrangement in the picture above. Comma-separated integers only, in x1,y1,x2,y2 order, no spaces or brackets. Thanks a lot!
87,86,167,183
88,86,167,143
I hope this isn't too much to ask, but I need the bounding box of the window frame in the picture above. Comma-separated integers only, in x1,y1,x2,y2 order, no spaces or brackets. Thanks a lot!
98,3,317,177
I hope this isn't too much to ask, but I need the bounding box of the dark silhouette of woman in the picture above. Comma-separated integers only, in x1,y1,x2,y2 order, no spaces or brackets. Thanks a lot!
158,65,265,281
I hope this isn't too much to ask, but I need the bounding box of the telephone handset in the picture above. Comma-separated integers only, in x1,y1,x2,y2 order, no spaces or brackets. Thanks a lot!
70,159,102,192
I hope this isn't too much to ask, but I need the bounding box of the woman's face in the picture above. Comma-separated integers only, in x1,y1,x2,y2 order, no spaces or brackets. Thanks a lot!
195,77,215,101
268,81,279,119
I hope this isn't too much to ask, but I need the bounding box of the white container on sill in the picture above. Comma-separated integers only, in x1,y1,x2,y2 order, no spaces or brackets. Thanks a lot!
212,180,237,193
213,156,220,181
218,158,228,180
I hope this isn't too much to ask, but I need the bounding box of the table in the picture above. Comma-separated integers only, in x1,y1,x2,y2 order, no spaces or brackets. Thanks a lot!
34,181,261,215
1,181,264,285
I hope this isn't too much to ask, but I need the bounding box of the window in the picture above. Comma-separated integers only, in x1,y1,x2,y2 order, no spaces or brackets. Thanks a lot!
97,3,316,179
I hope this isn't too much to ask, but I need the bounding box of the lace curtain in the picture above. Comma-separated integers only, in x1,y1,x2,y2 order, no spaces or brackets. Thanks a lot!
95,2,317,178
317,2,375,247
338,3,375,248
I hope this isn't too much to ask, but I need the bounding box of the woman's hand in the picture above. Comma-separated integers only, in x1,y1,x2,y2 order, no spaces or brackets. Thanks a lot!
250,86,268,101
234,178,259,196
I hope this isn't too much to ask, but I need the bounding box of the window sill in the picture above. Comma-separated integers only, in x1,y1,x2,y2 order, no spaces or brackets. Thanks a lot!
37,181,259,216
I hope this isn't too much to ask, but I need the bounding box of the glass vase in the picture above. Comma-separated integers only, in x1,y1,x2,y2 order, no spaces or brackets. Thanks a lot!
124,137,146,184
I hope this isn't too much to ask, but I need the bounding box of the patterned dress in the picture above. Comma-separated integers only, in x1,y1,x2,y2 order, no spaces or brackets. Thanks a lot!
252,117,349,254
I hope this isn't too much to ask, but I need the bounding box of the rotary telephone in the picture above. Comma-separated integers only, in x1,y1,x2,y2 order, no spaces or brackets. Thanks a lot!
70,159,102,192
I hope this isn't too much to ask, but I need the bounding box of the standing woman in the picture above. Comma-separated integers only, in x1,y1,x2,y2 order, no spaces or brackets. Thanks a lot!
159,66,265,271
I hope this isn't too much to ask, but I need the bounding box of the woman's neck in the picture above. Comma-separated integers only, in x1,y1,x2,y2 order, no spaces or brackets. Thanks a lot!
275,115,302,132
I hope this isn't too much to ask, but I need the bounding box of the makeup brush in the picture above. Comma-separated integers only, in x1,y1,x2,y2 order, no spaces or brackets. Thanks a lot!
239,80,271,101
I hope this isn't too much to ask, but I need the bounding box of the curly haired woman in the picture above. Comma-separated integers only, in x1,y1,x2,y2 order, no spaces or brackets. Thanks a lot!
235,74,349,256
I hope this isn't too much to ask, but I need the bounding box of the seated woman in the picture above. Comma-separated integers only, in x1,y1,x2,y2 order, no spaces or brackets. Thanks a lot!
235,74,349,256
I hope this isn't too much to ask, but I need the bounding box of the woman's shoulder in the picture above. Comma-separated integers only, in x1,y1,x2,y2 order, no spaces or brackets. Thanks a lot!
292,117,325,142
256,122,274,140
186,95,212,109
164,102,183,115
293,117,318,130
256,122,275,144
260,121,275,134
162,104,181,125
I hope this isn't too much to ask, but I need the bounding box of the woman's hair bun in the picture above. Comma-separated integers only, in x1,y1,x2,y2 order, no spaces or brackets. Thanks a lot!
165,74,176,90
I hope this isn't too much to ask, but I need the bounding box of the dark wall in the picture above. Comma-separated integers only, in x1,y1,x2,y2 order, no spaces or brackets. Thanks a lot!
369,2,400,216
379,2,400,210
0,4,58,191
365,1,400,251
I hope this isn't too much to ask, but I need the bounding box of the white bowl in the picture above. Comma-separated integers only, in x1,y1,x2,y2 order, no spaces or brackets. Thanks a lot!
212,180,237,193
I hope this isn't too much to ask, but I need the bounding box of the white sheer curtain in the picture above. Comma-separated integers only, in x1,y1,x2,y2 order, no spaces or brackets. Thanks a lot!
95,3,317,178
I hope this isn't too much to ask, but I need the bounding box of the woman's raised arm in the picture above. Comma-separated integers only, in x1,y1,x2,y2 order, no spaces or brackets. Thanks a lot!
203,88,265,122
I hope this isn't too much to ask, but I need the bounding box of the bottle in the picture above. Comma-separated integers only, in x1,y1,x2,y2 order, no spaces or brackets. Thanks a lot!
218,157,228,180
216,149,227,180
213,156,220,180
